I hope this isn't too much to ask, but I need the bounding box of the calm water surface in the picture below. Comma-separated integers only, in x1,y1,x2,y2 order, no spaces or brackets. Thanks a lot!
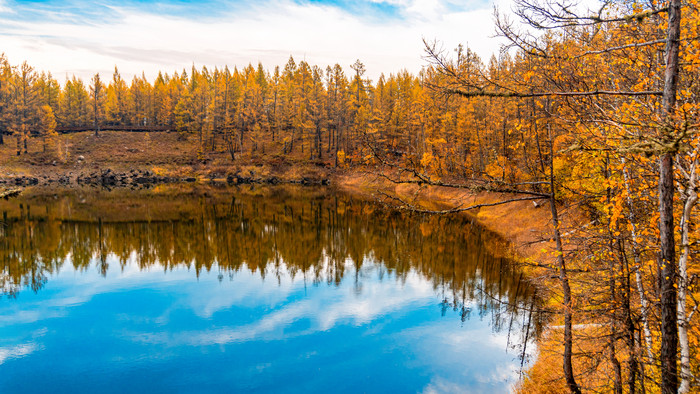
0,186,545,393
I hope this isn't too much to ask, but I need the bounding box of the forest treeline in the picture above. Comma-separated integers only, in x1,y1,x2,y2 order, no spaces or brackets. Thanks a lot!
0,55,437,165
1,0,699,392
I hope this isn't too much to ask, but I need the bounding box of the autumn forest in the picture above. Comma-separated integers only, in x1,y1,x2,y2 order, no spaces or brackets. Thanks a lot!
1,0,700,392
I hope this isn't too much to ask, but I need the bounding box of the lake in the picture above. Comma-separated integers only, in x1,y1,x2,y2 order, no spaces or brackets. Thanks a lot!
0,185,545,393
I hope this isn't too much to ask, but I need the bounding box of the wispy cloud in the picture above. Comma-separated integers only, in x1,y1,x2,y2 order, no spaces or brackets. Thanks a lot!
0,0,500,81
0,0,13,14
128,268,435,346
0,328,47,365
0,343,40,365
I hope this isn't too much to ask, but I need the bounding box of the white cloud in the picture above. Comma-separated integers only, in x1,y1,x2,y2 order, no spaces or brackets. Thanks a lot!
0,0,501,82
128,266,436,346
0,343,39,365
0,0,13,14
0,328,47,365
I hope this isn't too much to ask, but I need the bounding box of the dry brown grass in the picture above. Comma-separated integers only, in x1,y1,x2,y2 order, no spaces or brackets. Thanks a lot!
0,131,336,181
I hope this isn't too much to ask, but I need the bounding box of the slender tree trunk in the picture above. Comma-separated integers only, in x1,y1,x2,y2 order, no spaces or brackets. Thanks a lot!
476,122,485,172
610,336,623,394
501,117,507,180
621,161,654,362
551,185,580,394
678,190,696,393
548,126,581,394
334,127,340,167
659,153,678,393
199,126,203,150
316,123,322,159
637,330,648,394
620,241,638,394
328,124,332,154
94,99,99,137
605,157,623,394
677,148,698,393
239,128,245,154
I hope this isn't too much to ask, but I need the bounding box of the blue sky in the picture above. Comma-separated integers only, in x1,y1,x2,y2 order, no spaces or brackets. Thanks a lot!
0,0,502,81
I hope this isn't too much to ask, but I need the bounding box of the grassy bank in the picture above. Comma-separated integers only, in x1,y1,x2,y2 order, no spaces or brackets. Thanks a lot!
0,131,335,183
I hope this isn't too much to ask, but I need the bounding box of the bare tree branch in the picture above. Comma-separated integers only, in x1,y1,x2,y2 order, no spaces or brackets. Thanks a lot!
446,88,663,98
377,190,545,214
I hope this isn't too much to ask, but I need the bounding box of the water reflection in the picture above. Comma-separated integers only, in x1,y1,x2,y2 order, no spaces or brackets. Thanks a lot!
0,186,545,393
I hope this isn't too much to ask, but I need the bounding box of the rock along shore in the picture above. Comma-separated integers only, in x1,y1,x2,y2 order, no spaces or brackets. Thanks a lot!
0,169,331,188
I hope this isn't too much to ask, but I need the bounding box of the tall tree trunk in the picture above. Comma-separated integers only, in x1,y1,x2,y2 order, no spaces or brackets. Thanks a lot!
316,123,322,159
659,153,678,393
198,126,203,150
476,124,485,172
677,145,698,393
605,156,623,394
659,0,681,391
94,99,100,137
620,241,638,394
334,126,341,168
239,128,245,155
678,187,696,393
621,161,654,363
548,126,581,394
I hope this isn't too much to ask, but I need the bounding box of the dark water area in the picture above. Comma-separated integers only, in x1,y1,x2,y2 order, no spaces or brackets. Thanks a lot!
0,186,546,393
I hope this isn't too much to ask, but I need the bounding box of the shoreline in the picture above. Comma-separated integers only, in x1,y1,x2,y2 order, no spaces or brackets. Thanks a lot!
0,169,331,187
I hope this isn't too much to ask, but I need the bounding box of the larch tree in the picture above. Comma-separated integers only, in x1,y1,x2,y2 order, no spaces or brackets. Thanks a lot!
0,55,12,146
59,77,89,128
105,67,128,126
38,104,56,153
35,72,60,115
11,62,37,155
89,73,105,137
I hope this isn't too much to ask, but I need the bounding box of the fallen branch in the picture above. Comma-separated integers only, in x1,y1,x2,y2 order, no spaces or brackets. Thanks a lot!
377,190,543,214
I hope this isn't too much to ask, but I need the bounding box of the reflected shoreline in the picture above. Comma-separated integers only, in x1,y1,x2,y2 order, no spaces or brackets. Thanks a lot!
1,186,535,291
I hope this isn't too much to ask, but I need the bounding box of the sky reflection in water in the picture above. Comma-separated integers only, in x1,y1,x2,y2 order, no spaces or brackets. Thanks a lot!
0,187,542,393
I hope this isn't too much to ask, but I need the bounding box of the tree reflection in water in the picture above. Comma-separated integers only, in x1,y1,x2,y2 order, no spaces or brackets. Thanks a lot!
0,185,547,369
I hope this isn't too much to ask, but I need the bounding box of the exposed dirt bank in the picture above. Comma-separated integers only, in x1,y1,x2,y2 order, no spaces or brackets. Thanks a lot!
335,172,569,270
